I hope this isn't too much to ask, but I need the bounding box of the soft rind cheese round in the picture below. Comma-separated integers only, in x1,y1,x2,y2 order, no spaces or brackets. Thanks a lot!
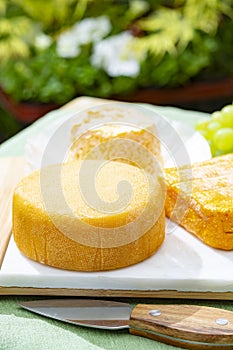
13,160,165,271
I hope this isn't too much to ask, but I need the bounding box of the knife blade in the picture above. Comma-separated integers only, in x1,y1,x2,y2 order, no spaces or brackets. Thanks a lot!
20,299,233,349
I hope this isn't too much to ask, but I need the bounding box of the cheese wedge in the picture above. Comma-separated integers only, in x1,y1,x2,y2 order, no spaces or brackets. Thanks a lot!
67,105,162,167
13,160,165,271
165,153,233,250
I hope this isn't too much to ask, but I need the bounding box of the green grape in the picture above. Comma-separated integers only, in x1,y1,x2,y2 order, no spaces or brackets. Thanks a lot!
211,111,223,124
207,121,221,139
208,140,217,157
215,149,229,157
195,117,209,132
213,128,233,151
198,129,209,139
195,105,233,157
221,104,233,128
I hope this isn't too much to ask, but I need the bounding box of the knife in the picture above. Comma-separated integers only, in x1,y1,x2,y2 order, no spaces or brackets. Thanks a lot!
20,299,233,349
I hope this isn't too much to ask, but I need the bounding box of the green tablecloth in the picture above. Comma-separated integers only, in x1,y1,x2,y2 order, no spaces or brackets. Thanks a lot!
1,102,232,350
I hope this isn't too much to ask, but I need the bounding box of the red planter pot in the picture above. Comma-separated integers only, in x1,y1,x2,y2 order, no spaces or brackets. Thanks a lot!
114,78,233,105
1,78,233,124
0,88,60,124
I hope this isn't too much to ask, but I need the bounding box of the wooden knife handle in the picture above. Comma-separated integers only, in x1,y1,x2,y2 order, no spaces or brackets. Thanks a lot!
129,304,233,349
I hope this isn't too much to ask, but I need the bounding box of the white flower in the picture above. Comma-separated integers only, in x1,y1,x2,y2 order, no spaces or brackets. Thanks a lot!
34,34,52,50
73,16,111,44
56,16,111,58
91,32,140,77
56,32,80,58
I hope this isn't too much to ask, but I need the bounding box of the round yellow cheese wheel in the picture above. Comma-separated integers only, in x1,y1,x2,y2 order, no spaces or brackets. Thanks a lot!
13,160,165,271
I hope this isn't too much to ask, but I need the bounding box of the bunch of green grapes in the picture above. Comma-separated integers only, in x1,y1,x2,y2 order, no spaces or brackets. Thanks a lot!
195,104,233,157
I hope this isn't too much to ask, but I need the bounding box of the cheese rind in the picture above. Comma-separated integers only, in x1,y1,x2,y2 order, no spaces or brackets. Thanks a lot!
13,160,165,271
165,153,233,250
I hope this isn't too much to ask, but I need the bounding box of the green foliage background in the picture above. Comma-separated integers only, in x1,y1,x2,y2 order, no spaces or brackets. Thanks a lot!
0,0,232,105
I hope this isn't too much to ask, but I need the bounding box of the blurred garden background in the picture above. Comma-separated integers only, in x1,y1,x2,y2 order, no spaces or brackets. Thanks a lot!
0,0,233,143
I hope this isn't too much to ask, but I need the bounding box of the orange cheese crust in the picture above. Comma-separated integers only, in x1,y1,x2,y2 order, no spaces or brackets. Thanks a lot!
13,160,165,271
13,202,165,271
165,153,233,250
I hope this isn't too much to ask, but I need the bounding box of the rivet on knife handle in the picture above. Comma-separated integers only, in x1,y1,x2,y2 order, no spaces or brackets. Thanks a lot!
129,304,233,349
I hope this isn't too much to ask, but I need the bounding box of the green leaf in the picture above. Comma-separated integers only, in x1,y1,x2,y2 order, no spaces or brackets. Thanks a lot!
133,8,194,58
0,37,30,62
